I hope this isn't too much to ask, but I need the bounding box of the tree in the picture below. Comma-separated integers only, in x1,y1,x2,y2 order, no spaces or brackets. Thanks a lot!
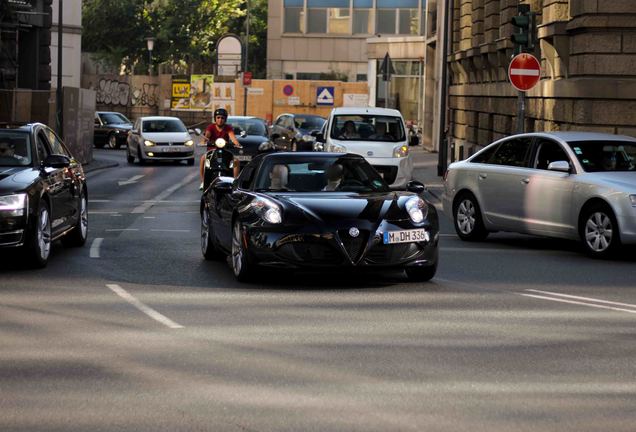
228,0,267,78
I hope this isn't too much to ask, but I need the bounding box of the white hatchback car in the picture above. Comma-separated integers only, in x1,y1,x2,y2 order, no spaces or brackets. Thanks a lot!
126,116,195,165
319,107,413,189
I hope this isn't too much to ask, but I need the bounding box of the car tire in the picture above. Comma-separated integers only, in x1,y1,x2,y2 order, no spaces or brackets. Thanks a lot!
231,220,256,282
187,158,195,166
24,200,52,268
62,191,88,247
201,206,224,260
137,146,146,165
453,192,488,241
126,147,135,164
405,263,437,282
579,203,621,258
107,133,120,149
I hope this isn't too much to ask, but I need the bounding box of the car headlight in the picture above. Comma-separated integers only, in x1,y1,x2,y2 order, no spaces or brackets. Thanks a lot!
249,197,282,224
302,134,315,143
405,196,427,223
630,194,636,207
144,140,155,147
331,143,347,153
0,193,27,216
184,139,194,147
393,144,409,158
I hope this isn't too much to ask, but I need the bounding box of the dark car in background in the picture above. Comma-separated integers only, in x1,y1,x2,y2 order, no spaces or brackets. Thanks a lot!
94,111,133,149
0,123,88,267
225,116,272,167
270,113,326,152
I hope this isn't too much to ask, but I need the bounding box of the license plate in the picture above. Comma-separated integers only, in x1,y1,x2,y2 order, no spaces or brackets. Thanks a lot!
236,155,252,161
383,229,429,244
163,146,184,152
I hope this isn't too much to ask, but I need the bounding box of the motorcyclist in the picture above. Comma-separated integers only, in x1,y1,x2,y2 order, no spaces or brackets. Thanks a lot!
199,108,242,188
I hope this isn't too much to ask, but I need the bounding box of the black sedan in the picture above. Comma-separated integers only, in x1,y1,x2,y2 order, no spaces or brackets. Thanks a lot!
200,152,438,282
0,123,88,267
225,116,272,167
270,113,325,151
94,111,133,149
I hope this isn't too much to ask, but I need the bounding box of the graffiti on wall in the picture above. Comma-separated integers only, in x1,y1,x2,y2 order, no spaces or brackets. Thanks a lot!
95,78,159,108
96,79,130,106
131,83,159,107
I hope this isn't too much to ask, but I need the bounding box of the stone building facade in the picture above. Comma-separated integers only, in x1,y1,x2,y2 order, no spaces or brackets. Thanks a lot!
447,0,636,160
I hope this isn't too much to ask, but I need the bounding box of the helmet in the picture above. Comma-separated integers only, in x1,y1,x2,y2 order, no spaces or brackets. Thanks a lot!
214,108,228,119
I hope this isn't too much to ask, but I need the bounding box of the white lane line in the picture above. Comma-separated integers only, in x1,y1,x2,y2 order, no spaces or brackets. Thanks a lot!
132,171,199,214
106,284,184,329
143,216,156,219
520,293,636,315
90,238,103,258
525,289,636,310
105,228,140,232
150,229,190,233
118,174,145,186
89,199,111,203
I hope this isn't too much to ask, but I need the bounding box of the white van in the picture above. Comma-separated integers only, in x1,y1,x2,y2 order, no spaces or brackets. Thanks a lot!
319,107,414,189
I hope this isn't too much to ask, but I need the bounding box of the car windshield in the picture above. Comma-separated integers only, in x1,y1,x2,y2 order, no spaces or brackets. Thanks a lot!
227,118,267,137
294,116,325,131
0,132,32,167
142,119,187,133
568,140,636,172
331,115,405,142
99,112,131,125
253,156,390,193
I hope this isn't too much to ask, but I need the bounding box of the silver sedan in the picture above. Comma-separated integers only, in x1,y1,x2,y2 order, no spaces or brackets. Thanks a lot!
442,132,636,257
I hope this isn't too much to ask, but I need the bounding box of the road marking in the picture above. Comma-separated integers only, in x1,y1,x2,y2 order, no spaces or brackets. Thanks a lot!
106,284,184,329
118,174,145,186
144,216,156,219
105,228,140,232
89,199,111,203
90,238,103,258
520,289,636,315
150,229,190,233
132,171,199,214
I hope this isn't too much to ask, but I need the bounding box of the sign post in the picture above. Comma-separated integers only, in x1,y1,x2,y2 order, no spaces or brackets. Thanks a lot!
379,53,395,108
508,53,541,133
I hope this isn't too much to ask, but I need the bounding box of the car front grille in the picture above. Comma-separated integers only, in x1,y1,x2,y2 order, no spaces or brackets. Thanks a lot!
338,229,369,263
277,242,342,265
373,165,398,185
155,142,185,146
364,242,421,264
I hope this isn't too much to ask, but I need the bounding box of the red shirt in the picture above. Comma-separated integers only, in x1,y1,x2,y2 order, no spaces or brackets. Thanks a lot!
205,124,233,150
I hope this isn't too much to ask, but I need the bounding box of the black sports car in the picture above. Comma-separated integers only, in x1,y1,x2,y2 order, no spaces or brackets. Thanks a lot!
0,123,88,267
200,152,438,282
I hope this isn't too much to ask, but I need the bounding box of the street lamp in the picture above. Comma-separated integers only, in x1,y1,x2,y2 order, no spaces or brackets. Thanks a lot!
145,37,155,75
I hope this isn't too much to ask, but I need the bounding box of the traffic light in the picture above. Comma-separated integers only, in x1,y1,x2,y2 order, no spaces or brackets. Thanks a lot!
510,4,536,54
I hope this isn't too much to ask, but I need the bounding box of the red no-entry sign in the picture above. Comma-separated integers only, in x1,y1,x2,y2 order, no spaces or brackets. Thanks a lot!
508,53,541,92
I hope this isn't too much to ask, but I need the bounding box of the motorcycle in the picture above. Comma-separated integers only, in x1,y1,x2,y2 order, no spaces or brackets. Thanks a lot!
203,138,236,191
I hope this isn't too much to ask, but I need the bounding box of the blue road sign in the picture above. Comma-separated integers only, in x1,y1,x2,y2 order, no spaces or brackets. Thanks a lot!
316,86,334,106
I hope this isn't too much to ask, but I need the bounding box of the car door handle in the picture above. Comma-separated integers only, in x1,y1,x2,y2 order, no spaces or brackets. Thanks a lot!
478,173,487,180
521,178,530,184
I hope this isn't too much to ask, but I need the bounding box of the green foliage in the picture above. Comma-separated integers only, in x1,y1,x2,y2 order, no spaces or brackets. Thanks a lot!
228,0,267,78
83,0,259,74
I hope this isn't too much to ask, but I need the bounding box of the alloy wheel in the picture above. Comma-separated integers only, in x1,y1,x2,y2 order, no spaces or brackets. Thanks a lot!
79,196,88,240
584,211,613,253
38,206,51,261
201,210,210,254
231,223,243,276
456,199,476,235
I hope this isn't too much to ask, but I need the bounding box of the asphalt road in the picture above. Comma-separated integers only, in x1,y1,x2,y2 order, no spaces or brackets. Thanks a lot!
1,147,635,431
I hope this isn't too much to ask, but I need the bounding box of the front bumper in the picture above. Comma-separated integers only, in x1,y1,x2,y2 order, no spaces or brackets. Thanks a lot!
0,213,27,247
144,146,194,160
244,219,438,269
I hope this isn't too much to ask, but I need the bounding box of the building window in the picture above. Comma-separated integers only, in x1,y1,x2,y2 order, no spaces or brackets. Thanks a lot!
356,73,368,82
284,73,295,79
307,8,327,33
353,0,373,34
376,0,421,35
328,8,351,34
284,0,305,33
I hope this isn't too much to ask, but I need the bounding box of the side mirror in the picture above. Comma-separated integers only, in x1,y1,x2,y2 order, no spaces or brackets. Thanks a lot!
406,180,426,194
547,160,571,173
43,154,71,169
213,180,233,193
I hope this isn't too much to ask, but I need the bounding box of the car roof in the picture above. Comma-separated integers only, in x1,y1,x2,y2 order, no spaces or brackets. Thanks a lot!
139,116,183,121
331,107,402,117
527,131,636,142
